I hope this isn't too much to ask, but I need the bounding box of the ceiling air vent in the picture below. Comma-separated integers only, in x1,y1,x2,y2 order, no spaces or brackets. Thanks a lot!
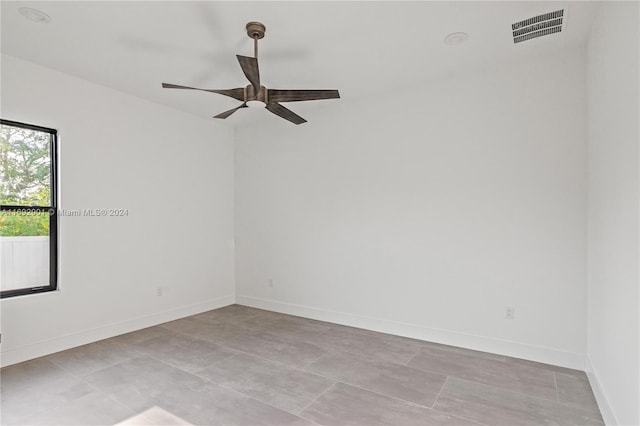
512,9,565,44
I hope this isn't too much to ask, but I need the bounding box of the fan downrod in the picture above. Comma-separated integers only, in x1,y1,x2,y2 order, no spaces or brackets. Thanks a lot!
246,22,266,39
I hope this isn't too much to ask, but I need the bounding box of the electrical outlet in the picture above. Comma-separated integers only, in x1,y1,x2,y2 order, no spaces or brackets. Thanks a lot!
157,287,163,296
505,306,515,320
268,279,274,288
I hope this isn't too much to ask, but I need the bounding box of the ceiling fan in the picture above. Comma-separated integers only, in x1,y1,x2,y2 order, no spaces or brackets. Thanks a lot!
162,22,340,125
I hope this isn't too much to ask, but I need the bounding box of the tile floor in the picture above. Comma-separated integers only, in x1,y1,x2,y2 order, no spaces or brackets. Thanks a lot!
0,305,604,425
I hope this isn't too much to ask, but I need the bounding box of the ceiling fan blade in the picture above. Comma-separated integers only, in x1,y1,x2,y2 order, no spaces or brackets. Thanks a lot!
268,89,340,103
209,88,246,102
236,55,260,93
214,103,247,119
265,102,307,125
162,83,245,102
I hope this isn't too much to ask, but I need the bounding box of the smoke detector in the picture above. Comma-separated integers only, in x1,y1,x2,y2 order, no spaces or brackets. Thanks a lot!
512,9,567,44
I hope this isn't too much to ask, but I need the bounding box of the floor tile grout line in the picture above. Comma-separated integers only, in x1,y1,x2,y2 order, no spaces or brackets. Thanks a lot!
160,309,534,378
39,356,154,423
275,323,421,366
191,337,330,381
553,371,560,403
300,353,327,370
298,349,450,403
299,346,449,378
44,350,150,394
175,315,533,386
35,356,86,380
329,380,447,412
0,359,81,425
160,317,464,392
403,343,424,366
430,375,449,409
198,369,329,422
46,347,147,380
154,318,409,386
219,343,456,413
158,320,336,370
139,351,312,421
196,309,428,367
294,381,340,417
446,376,604,416
430,406,491,426
181,340,445,417
406,359,561,404
8,378,137,426
134,348,333,421
303,343,417,368
543,377,601,415
312,379,503,426
183,342,413,409
166,323,412,376
143,351,234,379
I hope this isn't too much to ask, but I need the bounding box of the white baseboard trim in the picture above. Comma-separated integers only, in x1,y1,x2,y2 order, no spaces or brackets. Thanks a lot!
0,294,235,368
236,295,585,370
585,356,618,425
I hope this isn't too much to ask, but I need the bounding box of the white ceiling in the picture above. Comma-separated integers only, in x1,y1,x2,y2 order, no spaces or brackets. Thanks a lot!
1,1,599,127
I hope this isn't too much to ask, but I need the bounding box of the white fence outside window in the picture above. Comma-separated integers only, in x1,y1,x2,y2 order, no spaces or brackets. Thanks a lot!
0,237,49,292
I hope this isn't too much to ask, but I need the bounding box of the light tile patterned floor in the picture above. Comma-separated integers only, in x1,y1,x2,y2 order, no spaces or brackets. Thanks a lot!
0,305,604,425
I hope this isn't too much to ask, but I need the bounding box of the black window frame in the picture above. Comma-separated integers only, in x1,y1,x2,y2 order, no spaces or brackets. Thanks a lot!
1,119,58,298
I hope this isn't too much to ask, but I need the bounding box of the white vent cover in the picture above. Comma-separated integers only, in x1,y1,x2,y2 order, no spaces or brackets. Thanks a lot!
512,9,566,44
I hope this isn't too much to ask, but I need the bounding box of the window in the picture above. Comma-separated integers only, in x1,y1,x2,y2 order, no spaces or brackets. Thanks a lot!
1,119,57,298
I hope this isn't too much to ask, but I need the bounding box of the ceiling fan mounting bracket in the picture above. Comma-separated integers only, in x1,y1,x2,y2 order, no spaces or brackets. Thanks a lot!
246,22,266,39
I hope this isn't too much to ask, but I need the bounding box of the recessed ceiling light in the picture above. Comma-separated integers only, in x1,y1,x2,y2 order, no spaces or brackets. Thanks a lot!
18,7,51,24
444,32,468,46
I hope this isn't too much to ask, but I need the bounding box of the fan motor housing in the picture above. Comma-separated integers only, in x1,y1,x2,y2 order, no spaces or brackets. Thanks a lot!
245,84,268,103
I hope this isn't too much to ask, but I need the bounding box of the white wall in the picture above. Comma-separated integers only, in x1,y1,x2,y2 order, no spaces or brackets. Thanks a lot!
0,54,236,367
586,2,640,425
235,48,588,368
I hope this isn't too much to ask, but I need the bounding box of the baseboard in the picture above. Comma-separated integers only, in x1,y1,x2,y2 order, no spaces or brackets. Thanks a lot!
236,295,585,370
585,356,619,425
0,294,235,368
